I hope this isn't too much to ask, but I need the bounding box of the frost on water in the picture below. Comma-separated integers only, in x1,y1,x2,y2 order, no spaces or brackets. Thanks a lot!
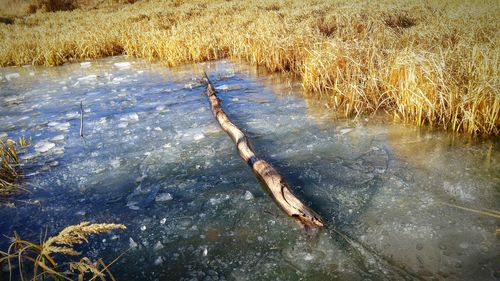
0,57,498,281
5,73,20,81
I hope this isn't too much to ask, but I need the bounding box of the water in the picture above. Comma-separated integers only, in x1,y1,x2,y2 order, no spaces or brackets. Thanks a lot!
0,57,498,280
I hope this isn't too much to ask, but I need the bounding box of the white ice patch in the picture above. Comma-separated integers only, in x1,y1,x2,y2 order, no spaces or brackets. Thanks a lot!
244,190,254,201
120,112,139,123
34,141,55,153
129,238,138,248
340,128,354,135
193,133,205,141
51,134,65,142
154,257,163,265
154,241,164,251
215,84,241,92
114,62,131,69
66,112,80,119
303,253,315,261
110,158,121,169
443,181,474,201
5,73,20,81
77,75,97,81
155,192,173,202
48,121,70,131
4,96,23,104
80,62,92,68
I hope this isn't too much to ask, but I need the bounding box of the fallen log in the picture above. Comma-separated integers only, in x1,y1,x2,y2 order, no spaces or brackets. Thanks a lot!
203,73,324,234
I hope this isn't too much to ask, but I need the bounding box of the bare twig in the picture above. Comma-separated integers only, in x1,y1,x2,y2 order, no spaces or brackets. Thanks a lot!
79,101,84,138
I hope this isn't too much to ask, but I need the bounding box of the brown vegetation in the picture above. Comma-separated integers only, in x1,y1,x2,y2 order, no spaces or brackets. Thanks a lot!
0,139,25,196
0,222,126,281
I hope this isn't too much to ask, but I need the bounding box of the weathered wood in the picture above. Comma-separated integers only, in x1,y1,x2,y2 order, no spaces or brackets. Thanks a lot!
203,73,324,233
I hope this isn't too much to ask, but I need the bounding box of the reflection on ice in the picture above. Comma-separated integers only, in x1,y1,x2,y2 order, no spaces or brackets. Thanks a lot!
0,57,498,281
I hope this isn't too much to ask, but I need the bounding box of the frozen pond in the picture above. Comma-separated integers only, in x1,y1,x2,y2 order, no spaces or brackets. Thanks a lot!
0,57,498,280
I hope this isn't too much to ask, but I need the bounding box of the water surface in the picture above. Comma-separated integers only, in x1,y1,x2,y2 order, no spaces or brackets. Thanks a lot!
0,57,498,280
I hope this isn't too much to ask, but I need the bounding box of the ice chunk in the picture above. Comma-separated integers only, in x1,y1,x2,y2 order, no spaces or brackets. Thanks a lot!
66,112,80,118
340,128,354,135
118,122,128,128
110,158,121,169
4,96,23,105
193,133,205,141
120,112,139,123
155,192,173,202
215,84,241,92
244,190,254,201
51,135,65,142
5,73,20,81
34,141,55,153
129,238,138,248
80,62,92,68
303,253,315,261
114,62,131,69
154,256,163,265
443,181,474,201
77,75,97,81
154,241,164,251
48,121,70,131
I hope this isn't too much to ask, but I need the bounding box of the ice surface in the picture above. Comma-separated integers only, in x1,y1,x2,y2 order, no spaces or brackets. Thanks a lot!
34,140,55,153
0,57,498,281
5,73,20,81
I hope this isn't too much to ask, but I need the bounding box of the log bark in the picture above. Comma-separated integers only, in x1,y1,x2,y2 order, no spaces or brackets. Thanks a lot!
203,73,324,233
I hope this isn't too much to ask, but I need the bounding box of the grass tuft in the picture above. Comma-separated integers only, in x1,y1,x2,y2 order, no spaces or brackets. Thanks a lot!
0,222,126,281
0,139,24,197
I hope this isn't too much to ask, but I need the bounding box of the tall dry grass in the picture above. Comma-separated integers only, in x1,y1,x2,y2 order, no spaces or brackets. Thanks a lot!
0,0,498,135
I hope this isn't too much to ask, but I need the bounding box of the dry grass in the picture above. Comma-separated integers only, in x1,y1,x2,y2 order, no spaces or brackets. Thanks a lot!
0,222,126,281
440,202,500,219
0,0,138,17
0,0,498,135
0,139,24,196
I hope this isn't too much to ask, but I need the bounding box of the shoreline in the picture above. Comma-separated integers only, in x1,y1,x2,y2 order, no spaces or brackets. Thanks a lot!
1,0,498,135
